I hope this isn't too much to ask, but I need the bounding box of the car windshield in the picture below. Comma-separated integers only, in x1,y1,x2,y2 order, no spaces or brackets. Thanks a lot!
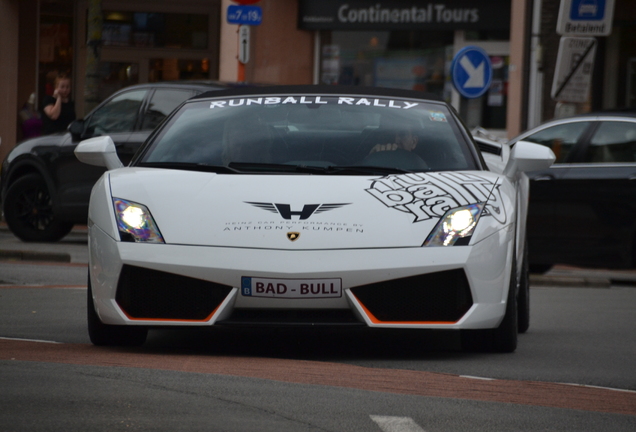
138,94,477,174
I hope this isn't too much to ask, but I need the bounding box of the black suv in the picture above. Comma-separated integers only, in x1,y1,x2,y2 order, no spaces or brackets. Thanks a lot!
1,81,234,242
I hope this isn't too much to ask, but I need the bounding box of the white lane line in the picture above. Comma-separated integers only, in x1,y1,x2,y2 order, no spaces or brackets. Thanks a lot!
0,336,62,344
370,416,426,432
559,382,636,394
459,375,496,381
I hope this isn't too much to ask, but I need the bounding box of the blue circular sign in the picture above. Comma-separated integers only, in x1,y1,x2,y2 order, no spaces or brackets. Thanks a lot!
450,46,493,99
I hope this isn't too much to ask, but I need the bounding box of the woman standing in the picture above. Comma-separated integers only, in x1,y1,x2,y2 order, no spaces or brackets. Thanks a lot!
42,74,76,134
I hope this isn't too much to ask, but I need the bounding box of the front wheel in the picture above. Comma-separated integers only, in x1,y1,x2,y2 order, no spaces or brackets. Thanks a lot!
3,174,73,242
461,257,518,353
87,273,147,347
517,243,530,334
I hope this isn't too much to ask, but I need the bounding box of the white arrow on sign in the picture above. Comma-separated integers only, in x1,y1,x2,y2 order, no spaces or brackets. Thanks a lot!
460,56,485,88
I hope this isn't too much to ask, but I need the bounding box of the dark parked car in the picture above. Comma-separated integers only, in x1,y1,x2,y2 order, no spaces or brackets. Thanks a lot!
509,112,636,271
1,81,235,242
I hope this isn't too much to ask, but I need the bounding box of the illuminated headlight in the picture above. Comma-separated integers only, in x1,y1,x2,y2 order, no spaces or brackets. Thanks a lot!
113,198,164,243
424,203,484,247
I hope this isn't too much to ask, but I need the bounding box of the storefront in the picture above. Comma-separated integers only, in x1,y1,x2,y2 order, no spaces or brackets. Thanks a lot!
298,0,512,131
36,0,221,116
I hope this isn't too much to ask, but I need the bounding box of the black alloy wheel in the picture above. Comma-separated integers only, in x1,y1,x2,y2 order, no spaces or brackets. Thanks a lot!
3,174,73,242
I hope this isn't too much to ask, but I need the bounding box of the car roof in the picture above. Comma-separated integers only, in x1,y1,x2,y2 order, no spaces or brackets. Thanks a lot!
191,85,445,103
108,81,253,94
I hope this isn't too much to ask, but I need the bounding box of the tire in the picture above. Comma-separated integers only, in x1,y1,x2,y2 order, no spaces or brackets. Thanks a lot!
87,273,147,347
461,256,518,353
517,243,530,334
529,264,552,274
3,174,73,242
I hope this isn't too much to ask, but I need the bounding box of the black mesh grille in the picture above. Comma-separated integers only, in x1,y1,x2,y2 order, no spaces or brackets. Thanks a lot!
116,265,233,320
350,269,472,322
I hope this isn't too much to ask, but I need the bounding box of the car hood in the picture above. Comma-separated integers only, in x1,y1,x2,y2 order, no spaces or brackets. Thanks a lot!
108,168,503,249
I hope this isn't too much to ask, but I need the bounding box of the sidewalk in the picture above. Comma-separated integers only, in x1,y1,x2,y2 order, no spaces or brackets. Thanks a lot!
1,221,635,286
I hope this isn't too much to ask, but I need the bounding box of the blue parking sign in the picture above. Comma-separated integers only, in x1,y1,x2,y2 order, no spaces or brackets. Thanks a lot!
450,46,493,99
570,0,605,20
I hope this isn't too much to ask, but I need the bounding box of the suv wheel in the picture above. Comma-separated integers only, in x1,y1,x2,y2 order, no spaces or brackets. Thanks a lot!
3,174,73,242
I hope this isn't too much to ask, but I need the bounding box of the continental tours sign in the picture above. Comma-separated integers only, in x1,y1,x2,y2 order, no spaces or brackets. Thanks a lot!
298,0,511,31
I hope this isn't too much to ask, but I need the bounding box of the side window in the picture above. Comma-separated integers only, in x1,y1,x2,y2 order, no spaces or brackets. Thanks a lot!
585,121,636,163
522,121,590,163
141,89,195,131
86,90,147,136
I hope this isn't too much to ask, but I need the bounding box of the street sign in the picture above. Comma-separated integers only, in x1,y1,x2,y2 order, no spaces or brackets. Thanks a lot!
557,0,615,36
238,25,250,64
551,37,597,103
450,46,493,99
227,5,262,26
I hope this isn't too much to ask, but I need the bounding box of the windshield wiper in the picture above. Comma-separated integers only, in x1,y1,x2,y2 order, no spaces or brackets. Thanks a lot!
323,165,414,175
227,162,328,173
138,162,239,174
227,162,413,175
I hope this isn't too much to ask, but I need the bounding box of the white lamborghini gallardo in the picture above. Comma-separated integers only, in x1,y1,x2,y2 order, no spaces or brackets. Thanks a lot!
75,86,554,352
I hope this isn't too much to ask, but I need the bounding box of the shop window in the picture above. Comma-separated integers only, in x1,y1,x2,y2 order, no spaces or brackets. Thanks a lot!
149,58,210,82
39,3,74,104
102,11,208,49
96,62,139,103
319,30,452,99
459,56,509,130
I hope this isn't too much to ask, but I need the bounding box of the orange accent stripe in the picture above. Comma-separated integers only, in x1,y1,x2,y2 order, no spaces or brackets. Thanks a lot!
352,293,457,325
121,303,222,323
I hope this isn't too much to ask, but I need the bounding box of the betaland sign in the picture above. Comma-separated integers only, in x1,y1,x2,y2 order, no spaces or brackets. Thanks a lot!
556,0,615,36
298,0,510,31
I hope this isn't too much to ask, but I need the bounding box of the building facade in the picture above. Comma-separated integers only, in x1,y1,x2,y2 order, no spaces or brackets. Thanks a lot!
0,0,634,164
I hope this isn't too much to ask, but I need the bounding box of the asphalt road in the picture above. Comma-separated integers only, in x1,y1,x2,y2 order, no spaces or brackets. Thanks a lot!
1,226,635,431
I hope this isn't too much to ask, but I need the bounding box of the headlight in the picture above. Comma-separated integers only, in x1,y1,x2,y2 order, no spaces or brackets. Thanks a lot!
424,203,484,246
113,198,164,243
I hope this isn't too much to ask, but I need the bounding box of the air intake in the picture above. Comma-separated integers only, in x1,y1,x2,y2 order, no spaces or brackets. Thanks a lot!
116,265,232,321
350,269,472,323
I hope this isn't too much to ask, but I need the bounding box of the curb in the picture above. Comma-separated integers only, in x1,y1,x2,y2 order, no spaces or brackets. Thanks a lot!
530,274,611,288
0,249,71,263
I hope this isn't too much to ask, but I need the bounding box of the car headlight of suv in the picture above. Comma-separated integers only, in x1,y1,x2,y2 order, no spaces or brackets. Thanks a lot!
113,198,164,243
424,203,484,247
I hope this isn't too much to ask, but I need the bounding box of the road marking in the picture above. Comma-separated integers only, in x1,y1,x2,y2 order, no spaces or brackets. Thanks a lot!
0,336,61,344
560,382,636,394
460,375,496,381
1,338,635,416
370,416,426,432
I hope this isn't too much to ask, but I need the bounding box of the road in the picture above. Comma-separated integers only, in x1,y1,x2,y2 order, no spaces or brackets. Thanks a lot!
1,226,635,431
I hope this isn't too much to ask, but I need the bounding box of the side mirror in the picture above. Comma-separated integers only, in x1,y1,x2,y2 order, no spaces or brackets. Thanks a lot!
69,119,85,141
504,140,556,178
74,136,124,170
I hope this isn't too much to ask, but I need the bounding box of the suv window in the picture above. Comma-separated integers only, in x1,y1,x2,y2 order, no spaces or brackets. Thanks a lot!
86,89,148,136
523,121,590,162
585,121,636,163
141,89,196,131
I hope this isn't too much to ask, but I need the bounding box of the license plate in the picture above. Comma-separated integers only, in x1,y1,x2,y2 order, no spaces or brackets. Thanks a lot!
241,277,342,298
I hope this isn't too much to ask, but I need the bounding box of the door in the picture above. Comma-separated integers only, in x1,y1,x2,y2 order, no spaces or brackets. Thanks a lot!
519,120,595,267
56,88,149,218
554,120,636,268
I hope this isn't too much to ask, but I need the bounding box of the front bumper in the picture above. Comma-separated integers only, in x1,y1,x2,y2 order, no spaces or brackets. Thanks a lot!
89,222,513,330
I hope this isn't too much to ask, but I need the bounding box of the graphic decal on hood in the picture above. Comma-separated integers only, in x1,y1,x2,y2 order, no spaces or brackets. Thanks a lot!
366,172,506,224
246,202,350,220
